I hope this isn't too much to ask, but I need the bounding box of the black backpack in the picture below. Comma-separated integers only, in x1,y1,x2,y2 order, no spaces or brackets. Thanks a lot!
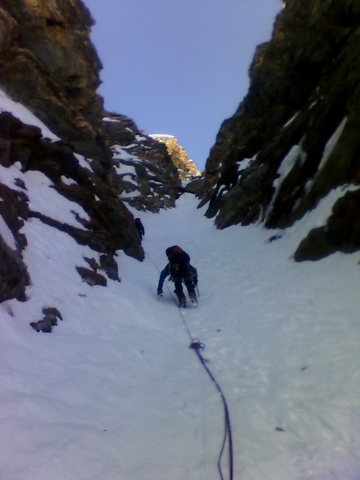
166,246,191,278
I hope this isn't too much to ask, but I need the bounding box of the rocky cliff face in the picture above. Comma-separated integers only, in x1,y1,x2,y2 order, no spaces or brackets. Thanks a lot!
0,0,109,165
199,0,360,261
0,107,142,302
149,135,201,181
103,115,183,212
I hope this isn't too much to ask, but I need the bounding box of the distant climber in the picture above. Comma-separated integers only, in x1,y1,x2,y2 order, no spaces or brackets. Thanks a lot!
135,218,145,242
157,245,198,307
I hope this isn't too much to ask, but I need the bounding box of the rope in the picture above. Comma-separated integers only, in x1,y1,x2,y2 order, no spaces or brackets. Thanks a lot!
146,250,234,480
190,340,234,480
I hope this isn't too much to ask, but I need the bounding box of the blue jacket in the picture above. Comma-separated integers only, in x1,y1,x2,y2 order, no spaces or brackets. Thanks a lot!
157,263,198,294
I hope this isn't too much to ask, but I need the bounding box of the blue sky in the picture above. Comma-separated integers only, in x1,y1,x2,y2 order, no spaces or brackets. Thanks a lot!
82,0,282,170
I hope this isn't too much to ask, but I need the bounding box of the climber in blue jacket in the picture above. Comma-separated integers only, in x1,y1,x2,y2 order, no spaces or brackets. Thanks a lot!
157,246,198,307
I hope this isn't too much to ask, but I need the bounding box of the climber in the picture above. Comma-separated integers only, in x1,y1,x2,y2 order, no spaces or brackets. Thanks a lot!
157,245,198,307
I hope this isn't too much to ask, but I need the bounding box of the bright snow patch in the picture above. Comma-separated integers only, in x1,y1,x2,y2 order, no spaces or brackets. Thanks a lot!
74,153,93,172
0,88,60,141
317,117,347,172
149,133,175,139
0,213,16,249
103,116,121,122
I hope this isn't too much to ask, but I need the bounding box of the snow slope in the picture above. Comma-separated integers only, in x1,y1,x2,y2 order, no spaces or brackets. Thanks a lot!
1,89,360,479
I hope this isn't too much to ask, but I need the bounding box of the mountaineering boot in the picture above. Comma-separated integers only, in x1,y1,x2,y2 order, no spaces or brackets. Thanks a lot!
179,297,186,308
189,293,198,307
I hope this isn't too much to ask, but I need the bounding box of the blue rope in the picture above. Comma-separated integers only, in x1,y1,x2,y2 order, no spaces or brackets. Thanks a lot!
190,340,234,480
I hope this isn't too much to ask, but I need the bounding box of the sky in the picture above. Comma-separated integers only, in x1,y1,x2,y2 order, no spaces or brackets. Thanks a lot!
2,89,360,479
82,0,283,170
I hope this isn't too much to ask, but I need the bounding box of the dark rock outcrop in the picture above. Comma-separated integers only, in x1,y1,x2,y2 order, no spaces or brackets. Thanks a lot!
0,159,30,302
99,253,121,282
103,113,182,212
0,0,110,166
199,0,360,260
0,112,143,262
30,307,63,333
294,189,360,261
76,266,107,286
0,108,145,302
0,235,29,303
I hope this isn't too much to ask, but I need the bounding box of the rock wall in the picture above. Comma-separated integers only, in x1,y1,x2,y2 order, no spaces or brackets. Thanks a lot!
0,110,143,302
102,114,183,212
0,0,109,165
199,0,360,261
149,135,201,181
